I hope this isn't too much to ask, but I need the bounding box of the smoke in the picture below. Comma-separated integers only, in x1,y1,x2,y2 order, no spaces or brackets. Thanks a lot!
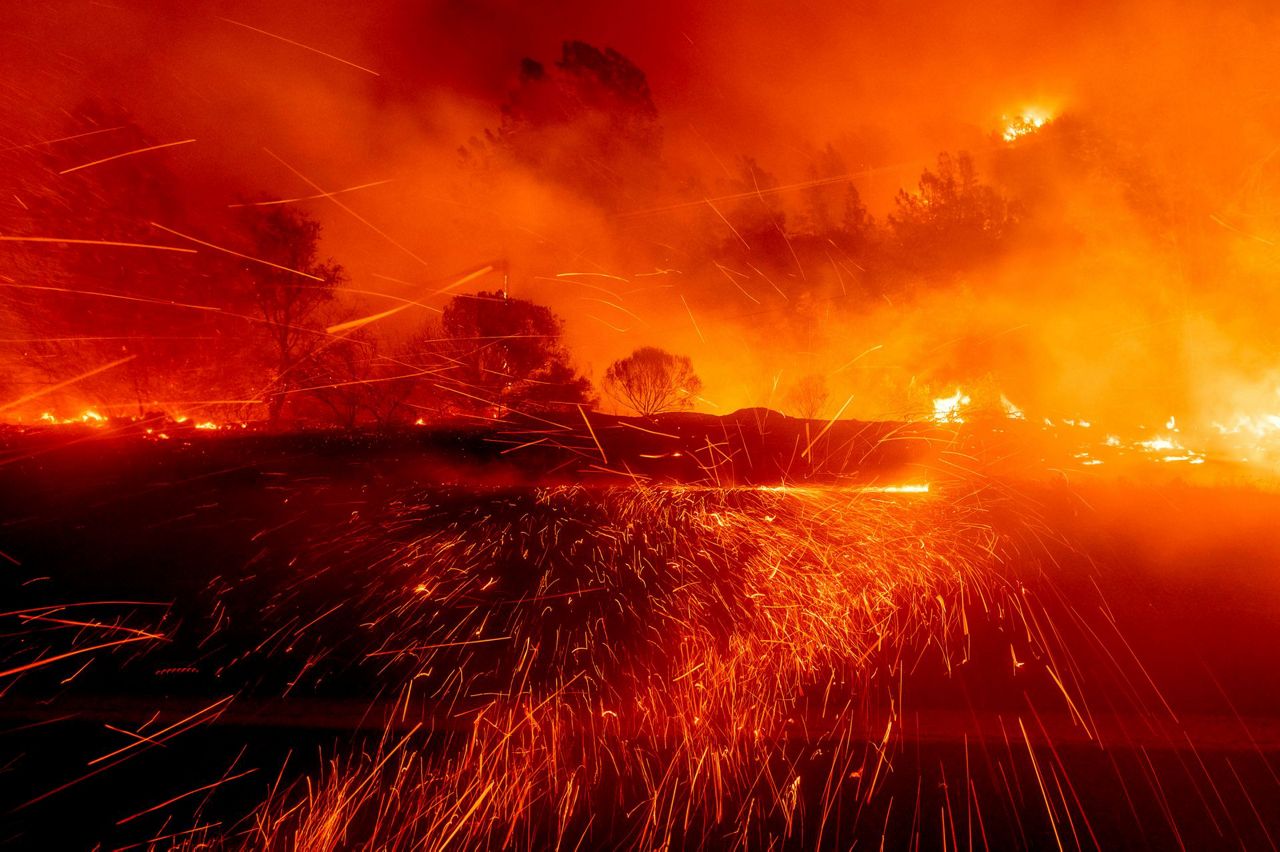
5,0,1280,431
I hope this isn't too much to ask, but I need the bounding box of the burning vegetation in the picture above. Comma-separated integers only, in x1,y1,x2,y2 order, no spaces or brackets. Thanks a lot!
3,1,1280,849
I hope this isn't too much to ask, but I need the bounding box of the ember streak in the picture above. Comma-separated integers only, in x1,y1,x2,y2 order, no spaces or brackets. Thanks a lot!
2,1,1280,849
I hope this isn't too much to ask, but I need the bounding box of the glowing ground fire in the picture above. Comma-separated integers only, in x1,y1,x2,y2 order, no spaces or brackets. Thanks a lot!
3,2,1280,849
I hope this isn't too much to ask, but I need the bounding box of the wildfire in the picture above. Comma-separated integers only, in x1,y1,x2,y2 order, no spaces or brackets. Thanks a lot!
1216,413,1280,438
923,387,1227,470
1001,108,1052,141
929,388,1025,424
25,409,240,432
859,483,930,493
226,482,1037,848
931,389,971,423
19,384,1280,479
38,409,106,426
4,4,1280,848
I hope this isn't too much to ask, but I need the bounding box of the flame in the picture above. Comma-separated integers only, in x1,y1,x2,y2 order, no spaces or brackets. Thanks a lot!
26,409,243,432
1001,108,1052,141
15,382,1280,477
860,483,931,494
918,387,1231,469
932,389,971,423
1137,436,1178,452
1000,394,1025,420
1215,414,1280,438
38,409,108,426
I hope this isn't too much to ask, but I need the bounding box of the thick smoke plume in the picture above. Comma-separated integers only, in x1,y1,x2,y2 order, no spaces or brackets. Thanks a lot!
3,0,1280,436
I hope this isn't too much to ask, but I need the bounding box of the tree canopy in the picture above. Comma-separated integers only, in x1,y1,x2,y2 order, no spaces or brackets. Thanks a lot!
469,41,662,209
604,347,701,416
234,205,346,425
429,291,593,416
888,152,1018,280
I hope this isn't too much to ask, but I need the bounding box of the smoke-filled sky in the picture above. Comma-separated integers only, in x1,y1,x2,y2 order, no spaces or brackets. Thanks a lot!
5,0,1280,427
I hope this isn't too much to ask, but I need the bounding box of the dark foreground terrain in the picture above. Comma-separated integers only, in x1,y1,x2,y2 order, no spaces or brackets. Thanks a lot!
0,422,1278,849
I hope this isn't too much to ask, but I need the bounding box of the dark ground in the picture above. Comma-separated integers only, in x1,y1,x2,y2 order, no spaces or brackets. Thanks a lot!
0,420,1278,849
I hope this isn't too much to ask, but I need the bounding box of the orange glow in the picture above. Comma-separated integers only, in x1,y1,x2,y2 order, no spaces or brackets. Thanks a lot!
1001,108,1052,141
859,483,931,493
38,409,107,426
931,389,971,423
5,6,1280,847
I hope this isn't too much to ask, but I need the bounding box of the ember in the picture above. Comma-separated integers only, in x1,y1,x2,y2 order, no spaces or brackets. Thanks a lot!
3,2,1280,849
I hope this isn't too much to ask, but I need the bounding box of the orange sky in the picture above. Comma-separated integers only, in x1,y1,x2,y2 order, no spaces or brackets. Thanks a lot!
5,0,1280,427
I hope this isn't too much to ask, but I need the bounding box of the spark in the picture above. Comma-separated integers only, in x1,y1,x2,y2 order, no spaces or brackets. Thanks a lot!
0,634,156,680
226,179,393,208
0,354,136,413
555,271,630,283
831,344,885,374
859,483,931,494
116,767,257,826
0,124,127,153
217,16,381,76
16,614,166,641
263,149,431,269
88,696,234,766
57,138,195,174
802,393,855,458
327,267,492,334
680,294,705,343
578,404,608,463
0,235,195,253
704,197,751,249
149,221,323,280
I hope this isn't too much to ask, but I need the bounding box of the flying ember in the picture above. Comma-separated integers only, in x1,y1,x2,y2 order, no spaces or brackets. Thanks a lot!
2,2,1280,849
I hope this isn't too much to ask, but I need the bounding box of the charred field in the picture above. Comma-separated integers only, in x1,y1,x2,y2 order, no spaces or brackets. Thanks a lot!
1,418,1279,849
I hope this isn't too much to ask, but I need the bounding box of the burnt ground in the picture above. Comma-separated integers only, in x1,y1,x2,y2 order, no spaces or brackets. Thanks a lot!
0,418,1277,848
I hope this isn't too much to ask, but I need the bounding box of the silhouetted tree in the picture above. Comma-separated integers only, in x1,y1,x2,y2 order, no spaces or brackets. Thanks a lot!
234,205,345,426
467,41,662,209
799,145,873,249
720,157,791,261
297,330,417,428
431,291,593,416
785,373,829,420
783,146,881,303
604,347,701,415
990,114,1173,240
888,152,1017,280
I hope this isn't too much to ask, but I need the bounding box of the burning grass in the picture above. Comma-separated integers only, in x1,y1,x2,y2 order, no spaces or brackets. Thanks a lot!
1,432,1277,849
63,478,1169,850
191,483,1013,848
